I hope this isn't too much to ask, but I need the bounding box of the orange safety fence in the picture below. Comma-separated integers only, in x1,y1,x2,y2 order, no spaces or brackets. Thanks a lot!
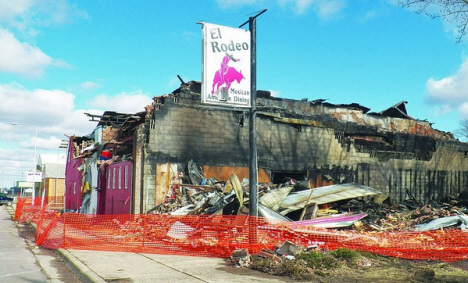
14,198,468,261
42,195,65,211
14,197,42,224
14,197,65,221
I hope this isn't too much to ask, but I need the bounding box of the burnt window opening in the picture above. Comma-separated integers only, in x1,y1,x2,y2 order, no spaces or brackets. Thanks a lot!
272,171,307,185
234,112,244,127
152,96,166,111
238,115,244,127
292,124,302,132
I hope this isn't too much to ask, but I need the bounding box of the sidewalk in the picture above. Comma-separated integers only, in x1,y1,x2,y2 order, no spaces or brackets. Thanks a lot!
0,206,48,282
6,206,294,283
57,249,294,283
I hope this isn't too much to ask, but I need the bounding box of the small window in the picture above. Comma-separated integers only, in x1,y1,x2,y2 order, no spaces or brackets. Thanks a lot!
107,169,111,189
124,165,129,189
73,183,76,194
112,167,116,189
118,167,122,189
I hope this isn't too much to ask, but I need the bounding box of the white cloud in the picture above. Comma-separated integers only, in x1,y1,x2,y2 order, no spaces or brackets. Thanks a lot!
89,91,152,114
0,0,34,23
0,0,87,29
311,0,346,19
40,0,88,25
425,59,468,120
280,0,314,15
0,86,152,189
0,28,53,77
432,104,453,117
215,0,264,9
215,0,345,18
1,83,72,124
81,81,102,90
359,10,378,22
426,59,468,104
459,102,468,119
181,31,197,41
0,0,83,77
0,82,98,136
0,82,101,187
278,0,345,18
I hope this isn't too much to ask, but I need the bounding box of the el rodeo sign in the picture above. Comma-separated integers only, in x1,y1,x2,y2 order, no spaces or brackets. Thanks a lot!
201,23,251,108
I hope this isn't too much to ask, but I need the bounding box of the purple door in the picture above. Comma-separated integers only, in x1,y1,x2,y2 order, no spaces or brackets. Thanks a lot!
65,157,82,211
97,165,108,214
104,161,132,214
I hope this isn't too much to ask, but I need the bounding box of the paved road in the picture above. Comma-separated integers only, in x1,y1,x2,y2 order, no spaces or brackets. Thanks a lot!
0,205,81,283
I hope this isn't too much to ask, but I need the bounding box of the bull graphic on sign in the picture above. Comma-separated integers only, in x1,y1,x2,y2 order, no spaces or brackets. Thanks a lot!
211,54,245,95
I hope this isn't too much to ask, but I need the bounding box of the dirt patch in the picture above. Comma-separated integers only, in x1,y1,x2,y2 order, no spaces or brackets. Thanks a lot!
248,249,468,282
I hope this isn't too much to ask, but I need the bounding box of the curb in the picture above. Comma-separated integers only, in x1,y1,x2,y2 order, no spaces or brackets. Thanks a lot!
55,249,106,283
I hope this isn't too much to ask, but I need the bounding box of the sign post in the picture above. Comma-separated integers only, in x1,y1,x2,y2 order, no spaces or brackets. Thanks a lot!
239,9,267,217
200,9,267,246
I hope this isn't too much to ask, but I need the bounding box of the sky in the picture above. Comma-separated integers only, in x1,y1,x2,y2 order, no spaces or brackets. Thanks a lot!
1,0,467,189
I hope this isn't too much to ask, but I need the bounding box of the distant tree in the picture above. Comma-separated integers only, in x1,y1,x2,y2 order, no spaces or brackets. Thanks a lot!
399,0,468,42
455,119,468,141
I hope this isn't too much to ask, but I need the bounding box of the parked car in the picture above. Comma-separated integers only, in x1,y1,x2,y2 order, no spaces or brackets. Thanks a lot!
0,193,13,206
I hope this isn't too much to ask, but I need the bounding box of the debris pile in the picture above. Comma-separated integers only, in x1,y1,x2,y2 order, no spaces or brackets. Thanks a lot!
336,197,468,232
148,162,468,233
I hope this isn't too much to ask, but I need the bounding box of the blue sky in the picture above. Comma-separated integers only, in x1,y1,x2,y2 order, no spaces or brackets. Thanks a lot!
0,0,467,188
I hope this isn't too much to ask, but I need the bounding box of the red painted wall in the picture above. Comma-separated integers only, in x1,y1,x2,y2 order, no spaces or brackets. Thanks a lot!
64,140,83,211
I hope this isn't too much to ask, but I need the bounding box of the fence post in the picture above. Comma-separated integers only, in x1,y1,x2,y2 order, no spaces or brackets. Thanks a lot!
63,213,66,249
142,215,146,251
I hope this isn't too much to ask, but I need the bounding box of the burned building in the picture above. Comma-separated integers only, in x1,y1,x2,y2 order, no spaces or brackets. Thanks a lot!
131,81,468,214
64,111,145,213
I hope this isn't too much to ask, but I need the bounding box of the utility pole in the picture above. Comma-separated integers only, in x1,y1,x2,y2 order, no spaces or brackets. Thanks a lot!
240,9,267,217
240,9,267,248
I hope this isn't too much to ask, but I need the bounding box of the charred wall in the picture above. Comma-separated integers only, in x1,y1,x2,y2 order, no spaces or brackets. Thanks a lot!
139,82,468,208
146,98,250,166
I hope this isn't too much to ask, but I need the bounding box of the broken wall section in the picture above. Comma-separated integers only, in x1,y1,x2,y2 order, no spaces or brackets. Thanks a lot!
138,82,468,210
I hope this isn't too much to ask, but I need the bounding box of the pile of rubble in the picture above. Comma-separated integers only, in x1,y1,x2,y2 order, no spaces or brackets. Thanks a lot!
149,164,468,233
